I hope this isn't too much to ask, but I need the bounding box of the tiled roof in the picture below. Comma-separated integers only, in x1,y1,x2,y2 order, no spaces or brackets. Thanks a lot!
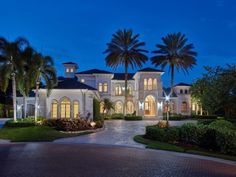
53,77,96,90
112,73,135,80
174,83,192,87
76,69,112,74
138,67,164,72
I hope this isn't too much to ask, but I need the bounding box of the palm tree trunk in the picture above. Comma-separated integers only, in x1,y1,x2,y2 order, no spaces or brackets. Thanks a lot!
23,94,27,118
124,60,128,116
170,64,174,97
12,73,17,122
34,81,39,122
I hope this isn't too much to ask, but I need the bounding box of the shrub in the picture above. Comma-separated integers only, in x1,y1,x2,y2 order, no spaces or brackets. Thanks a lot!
180,123,199,145
94,120,104,128
193,115,217,119
145,126,180,143
208,119,235,130
93,98,102,121
4,118,36,127
124,115,142,121
157,120,169,128
199,128,219,151
197,119,215,125
42,118,100,131
216,129,236,155
111,113,124,119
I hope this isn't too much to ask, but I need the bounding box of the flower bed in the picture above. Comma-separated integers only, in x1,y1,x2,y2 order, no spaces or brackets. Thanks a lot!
43,119,104,131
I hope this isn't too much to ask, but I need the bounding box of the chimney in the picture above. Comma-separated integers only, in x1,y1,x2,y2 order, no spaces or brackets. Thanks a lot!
63,62,78,78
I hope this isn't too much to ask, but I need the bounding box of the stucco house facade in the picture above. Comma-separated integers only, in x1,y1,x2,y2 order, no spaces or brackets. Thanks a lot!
16,62,193,119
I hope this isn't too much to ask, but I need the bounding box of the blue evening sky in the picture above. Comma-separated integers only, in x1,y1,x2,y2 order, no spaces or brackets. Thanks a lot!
0,0,235,86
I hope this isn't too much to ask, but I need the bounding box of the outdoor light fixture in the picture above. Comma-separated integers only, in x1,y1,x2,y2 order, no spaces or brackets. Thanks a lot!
157,102,163,110
165,95,170,101
139,101,144,110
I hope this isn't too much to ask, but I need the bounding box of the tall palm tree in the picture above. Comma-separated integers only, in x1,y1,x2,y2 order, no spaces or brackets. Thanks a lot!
102,98,114,115
151,32,197,123
33,54,57,122
0,37,29,121
151,32,197,96
104,29,148,115
17,47,37,118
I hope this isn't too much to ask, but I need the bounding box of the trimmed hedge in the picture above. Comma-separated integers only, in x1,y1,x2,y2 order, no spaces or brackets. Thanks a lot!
193,115,217,119
124,115,142,121
145,120,236,155
145,125,179,143
4,117,46,128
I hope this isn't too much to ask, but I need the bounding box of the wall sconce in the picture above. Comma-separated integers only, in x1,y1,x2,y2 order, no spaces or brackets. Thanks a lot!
139,101,144,110
157,102,163,110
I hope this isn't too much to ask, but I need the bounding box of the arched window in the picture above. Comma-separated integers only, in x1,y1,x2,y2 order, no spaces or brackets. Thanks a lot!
51,100,58,119
153,79,157,90
181,101,188,113
103,82,108,92
144,79,147,90
73,101,80,118
127,101,134,114
115,101,123,113
148,78,153,90
180,89,183,94
115,85,122,95
185,89,188,94
128,85,132,95
60,97,71,118
98,83,103,92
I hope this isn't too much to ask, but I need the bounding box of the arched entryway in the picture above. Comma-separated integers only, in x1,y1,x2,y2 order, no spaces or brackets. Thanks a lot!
127,101,134,114
144,95,156,117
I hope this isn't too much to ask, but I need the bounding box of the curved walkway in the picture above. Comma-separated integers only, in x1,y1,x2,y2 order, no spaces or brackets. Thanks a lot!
0,143,235,177
54,120,196,148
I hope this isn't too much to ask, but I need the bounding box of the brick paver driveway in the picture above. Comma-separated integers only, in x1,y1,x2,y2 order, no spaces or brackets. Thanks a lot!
0,143,235,177
54,120,196,147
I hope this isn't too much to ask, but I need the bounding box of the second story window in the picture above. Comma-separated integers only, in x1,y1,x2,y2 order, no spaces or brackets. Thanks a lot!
115,85,122,95
99,83,103,92
103,82,108,92
128,85,132,95
144,78,157,91
185,89,188,94
180,89,183,94
98,82,108,93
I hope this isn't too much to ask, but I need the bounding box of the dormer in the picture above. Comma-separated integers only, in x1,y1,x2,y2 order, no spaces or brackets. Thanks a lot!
174,83,191,95
63,62,78,78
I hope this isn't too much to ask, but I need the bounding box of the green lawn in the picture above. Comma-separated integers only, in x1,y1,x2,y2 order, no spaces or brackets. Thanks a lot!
134,135,236,161
0,126,91,142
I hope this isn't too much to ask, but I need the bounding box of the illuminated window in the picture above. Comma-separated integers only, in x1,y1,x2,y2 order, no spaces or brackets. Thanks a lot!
60,97,71,118
128,85,132,95
115,101,123,113
70,68,74,72
144,79,147,90
115,85,122,95
100,101,106,113
127,101,134,114
51,100,58,119
147,78,153,90
153,79,157,90
98,83,103,92
103,82,108,92
73,101,79,118
181,101,188,113
81,79,85,83
66,68,70,72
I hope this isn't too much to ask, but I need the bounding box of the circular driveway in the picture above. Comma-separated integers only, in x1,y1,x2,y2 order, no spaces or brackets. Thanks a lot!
0,143,235,177
54,120,196,147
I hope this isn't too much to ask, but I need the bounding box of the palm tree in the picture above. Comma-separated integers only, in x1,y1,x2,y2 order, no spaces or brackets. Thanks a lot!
102,98,114,115
33,54,57,122
104,29,148,115
0,37,29,121
151,32,197,123
17,47,37,118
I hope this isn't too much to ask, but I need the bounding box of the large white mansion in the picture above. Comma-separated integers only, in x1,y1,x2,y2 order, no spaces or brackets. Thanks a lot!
17,62,197,119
